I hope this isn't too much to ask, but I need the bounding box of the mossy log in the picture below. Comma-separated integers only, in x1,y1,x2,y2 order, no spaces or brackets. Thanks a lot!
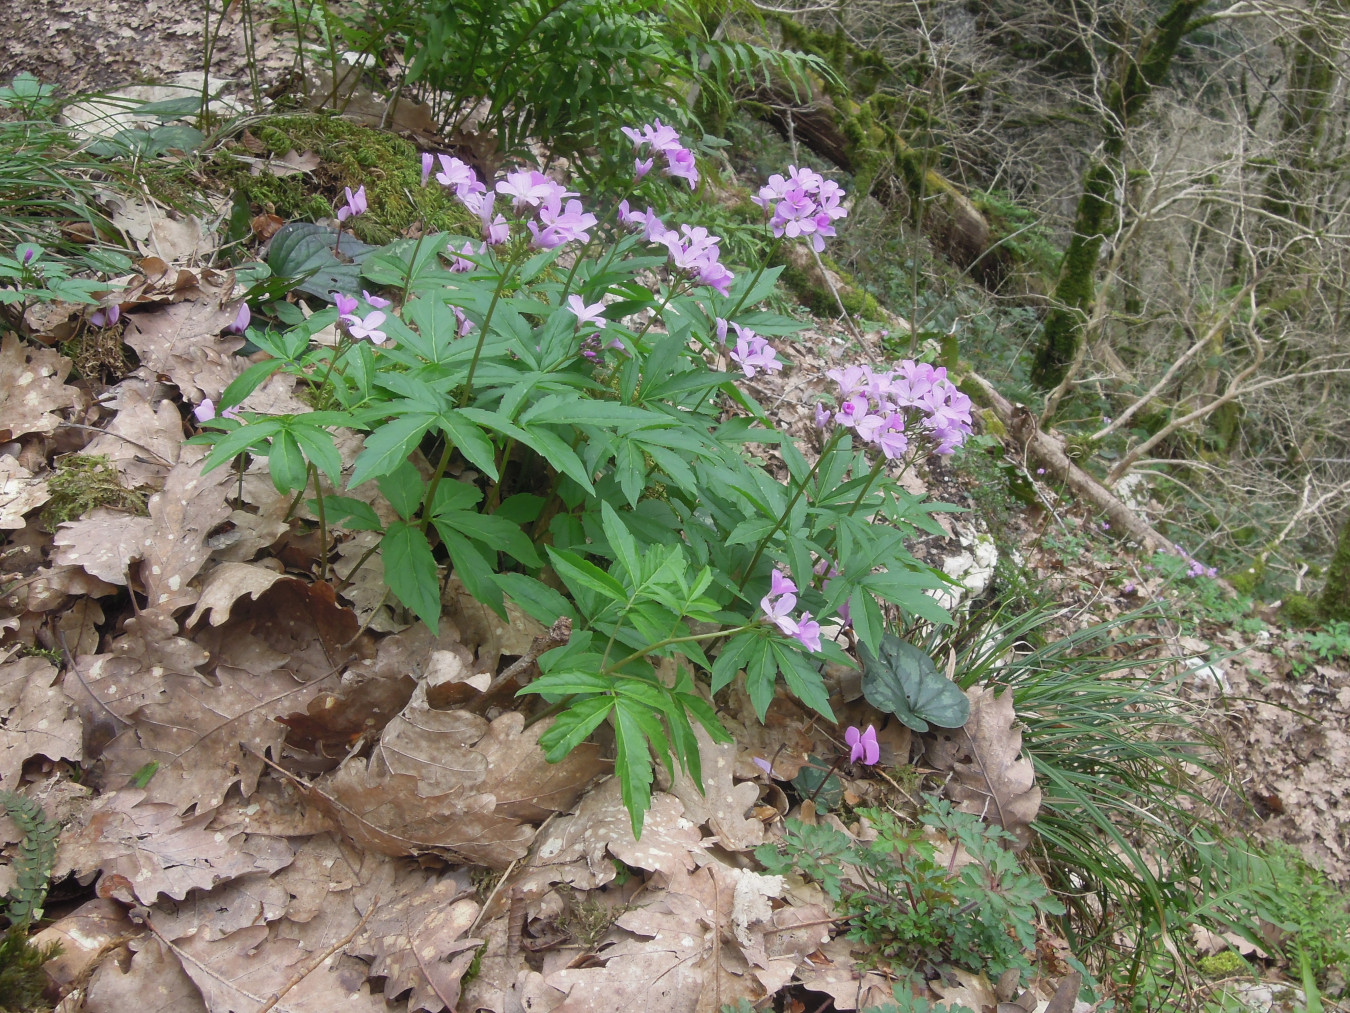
747,83,1005,288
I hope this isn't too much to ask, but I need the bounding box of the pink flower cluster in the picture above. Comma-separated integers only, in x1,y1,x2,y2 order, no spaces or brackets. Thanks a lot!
752,165,847,253
818,361,973,457
760,568,822,653
621,119,699,189
618,203,735,295
334,290,391,345
716,317,782,378
1173,544,1219,579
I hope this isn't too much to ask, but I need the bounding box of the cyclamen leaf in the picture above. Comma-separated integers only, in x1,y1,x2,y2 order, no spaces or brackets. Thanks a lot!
860,635,970,732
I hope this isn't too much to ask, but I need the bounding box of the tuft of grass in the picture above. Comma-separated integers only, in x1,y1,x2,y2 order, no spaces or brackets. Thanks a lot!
40,455,147,530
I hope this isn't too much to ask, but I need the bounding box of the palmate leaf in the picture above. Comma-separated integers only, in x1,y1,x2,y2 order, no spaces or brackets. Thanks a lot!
860,635,969,733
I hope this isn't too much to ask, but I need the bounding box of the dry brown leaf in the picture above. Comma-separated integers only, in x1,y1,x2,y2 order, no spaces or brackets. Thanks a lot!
185,561,287,627
925,685,1042,850
0,335,80,442
531,779,705,884
315,686,604,868
171,922,389,1013
791,936,897,1010
80,385,184,488
55,788,293,904
33,898,137,995
69,583,367,812
0,456,50,529
349,879,482,1012
0,656,82,787
121,300,245,403
151,871,292,943
56,596,105,656
666,722,764,851
52,458,232,612
83,935,209,1013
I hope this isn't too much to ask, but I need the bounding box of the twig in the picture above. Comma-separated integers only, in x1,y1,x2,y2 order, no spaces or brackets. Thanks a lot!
255,899,378,1013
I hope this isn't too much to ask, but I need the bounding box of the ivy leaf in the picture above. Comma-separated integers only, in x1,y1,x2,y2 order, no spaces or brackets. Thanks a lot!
859,634,969,733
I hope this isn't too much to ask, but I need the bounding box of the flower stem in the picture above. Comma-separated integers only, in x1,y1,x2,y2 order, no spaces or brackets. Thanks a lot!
602,624,753,677
721,236,782,321
456,263,514,407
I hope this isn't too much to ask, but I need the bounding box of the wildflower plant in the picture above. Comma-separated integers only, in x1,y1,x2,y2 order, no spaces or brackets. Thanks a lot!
193,122,967,834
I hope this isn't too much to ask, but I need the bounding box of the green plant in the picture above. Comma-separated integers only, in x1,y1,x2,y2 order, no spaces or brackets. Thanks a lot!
407,0,832,180
755,800,1064,978
0,792,59,926
194,132,972,835
1286,621,1350,677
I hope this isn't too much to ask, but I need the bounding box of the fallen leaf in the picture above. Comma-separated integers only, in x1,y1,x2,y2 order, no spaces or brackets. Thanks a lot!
315,686,598,868
0,334,80,442
82,935,208,1013
349,877,482,1012
55,788,293,904
121,300,245,403
666,722,764,852
53,457,232,614
925,685,1042,850
0,655,82,787
0,457,50,529
80,385,185,488
33,897,137,994
185,561,287,627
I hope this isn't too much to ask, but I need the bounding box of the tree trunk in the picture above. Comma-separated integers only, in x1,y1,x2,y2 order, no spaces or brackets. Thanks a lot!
1321,509,1350,622
1031,0,1209,389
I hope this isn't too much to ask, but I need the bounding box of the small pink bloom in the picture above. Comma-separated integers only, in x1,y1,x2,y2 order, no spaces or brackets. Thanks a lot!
635,157,653,179
792,612,822,653
845,724,880,765
226,302,250,333
346,310,387,345
420,152,434,187
333,292,359,321
363,290,391,310
566,294,607,329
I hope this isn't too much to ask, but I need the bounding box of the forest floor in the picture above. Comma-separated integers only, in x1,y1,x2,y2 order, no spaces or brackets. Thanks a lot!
2,5,1349,1013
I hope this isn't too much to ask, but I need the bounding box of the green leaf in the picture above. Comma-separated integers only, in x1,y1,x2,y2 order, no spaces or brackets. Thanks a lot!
613,696,656,838
268,430,308,493
438,410,499,481
291,424,343,486
377,461,426,521
495,572,575,626
859,635,970,732
538,696,614,762
435,525,506,617
773,641,835,720
547,547,628,605
349,413,435,488
599,502,639,585
219,359,283,410
267,222,375,300
791,755,843,812
381,522,441,631
318,495,383,532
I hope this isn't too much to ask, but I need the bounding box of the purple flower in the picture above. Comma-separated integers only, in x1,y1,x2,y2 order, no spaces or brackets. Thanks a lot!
528,197,597,249
752,756,775,778
345,310,388,345
729,333,783,378
90,304,121,328
434,155,477,193
663,147,699,189
845,724,880,766
1122,583,1136,594
226,302,250,334
193,399,241,423
362,290,391,310
333,292,359,320
420,152,434,187
1036,468,1046,475
567,294,607,329
450,241,478,273
635,157,653,179
792,612,822,653
20,246,36,266
814,402,831,429
496,170,573,211
336,185,367,222
834,394,871,428
875,416,910,460
761,592,797,631
768,568,797,598
453,306,474,337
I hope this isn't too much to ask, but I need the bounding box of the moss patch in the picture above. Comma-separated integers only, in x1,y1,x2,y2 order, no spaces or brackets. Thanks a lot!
41,454,147,530
216,114,477,245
